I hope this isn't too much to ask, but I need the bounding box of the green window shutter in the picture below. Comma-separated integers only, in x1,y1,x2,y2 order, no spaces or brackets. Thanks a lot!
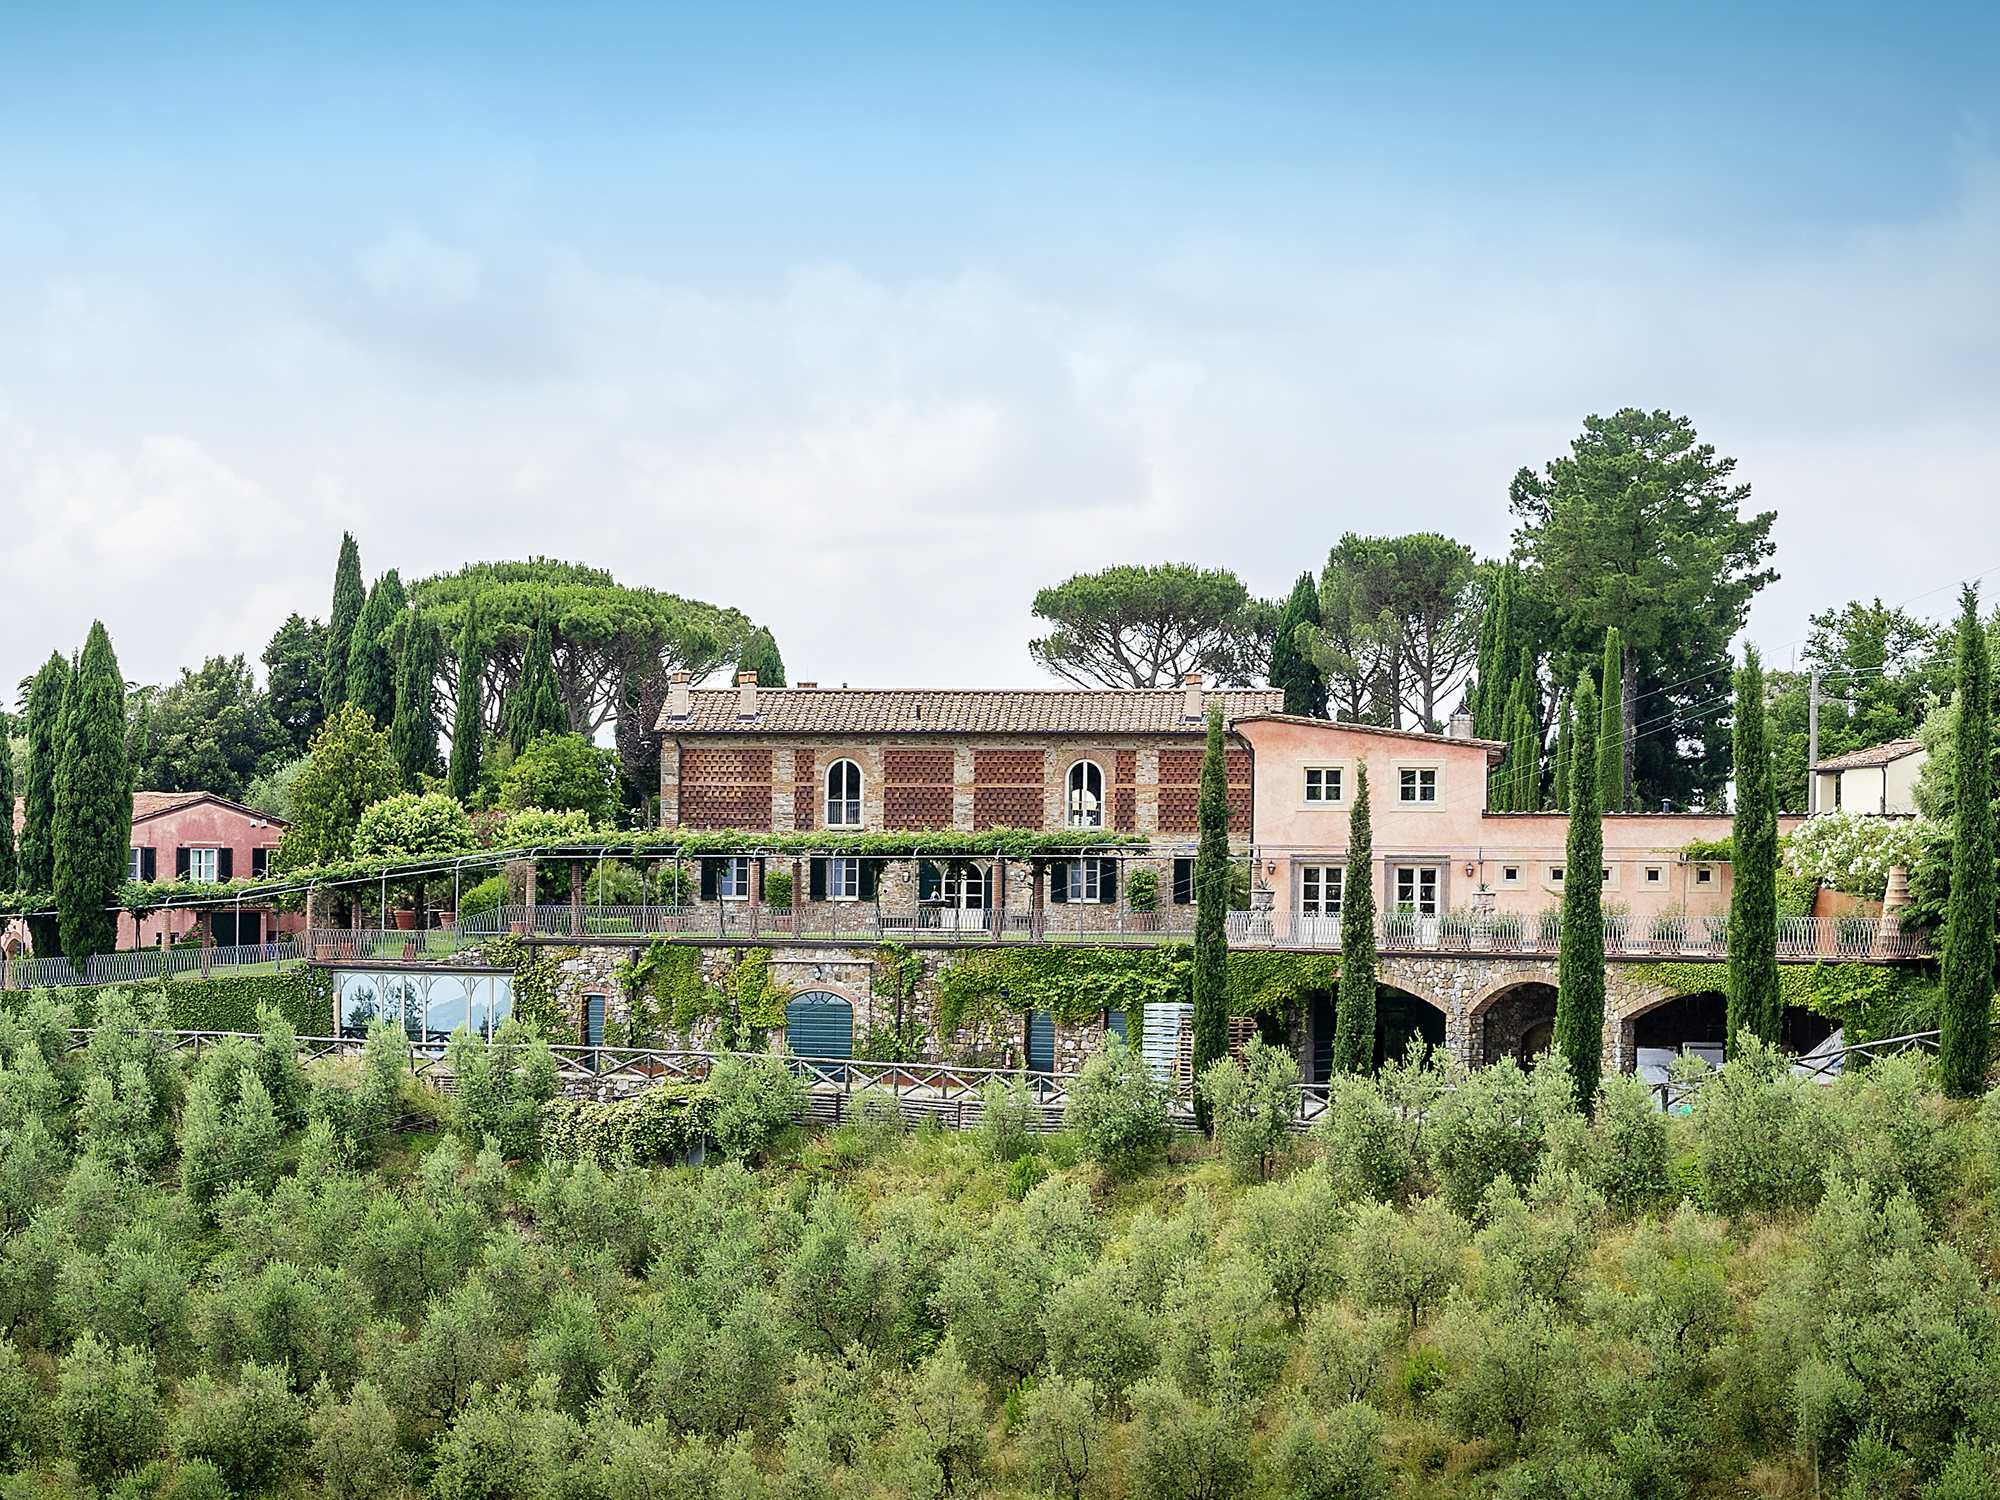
1098,859,1118,903
858,860,878,901
1050,862,1070,904
700,860,718,901
809,859,827,901
918,861,941,901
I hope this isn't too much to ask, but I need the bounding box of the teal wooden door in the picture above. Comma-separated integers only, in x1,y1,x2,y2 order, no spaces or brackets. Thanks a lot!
1027,1009,1056,1073
785,990,854,1059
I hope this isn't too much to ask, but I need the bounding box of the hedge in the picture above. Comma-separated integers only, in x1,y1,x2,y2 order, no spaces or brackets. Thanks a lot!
0,967,332,1034
540,1085,713,1164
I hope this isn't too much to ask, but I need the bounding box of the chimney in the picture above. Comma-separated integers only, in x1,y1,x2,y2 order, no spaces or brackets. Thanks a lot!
667,670,692,720
737,671,759,720
1182,673,1205,721
1447,710,1474,740
796,681,817,689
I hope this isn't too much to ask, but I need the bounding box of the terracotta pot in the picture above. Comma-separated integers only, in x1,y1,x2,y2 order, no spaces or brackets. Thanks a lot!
394,910,417,931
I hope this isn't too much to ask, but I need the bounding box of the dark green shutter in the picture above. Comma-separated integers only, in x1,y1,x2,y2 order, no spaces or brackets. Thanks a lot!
1173,858,1194,904
218,848,233,880
918,861,941,901
1027,1010,1055,1072
176,847,190,879
858,860,878,900
700,860,718,901
785,990,854,1058
809,859,827,901
1098,859,1117,903
1050,862,1069,904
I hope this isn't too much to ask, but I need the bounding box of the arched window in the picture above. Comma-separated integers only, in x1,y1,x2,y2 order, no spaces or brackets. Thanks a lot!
1067,760,1104,829
825,759,863,827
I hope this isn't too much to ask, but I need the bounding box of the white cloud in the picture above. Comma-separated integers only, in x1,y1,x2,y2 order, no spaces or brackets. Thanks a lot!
0,164,1997,696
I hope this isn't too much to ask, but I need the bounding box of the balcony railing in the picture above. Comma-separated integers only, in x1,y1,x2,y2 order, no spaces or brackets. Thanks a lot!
0,939,303,990
448,902,1197,944
1225,909,1931,959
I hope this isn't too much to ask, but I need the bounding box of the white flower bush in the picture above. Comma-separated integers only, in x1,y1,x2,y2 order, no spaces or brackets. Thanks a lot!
1783,810,1937,899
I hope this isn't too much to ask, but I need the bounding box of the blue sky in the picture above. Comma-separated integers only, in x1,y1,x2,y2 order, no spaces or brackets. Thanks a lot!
1,1,1996,693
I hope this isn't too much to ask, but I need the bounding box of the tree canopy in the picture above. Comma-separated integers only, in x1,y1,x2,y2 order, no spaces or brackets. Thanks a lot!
408,559,755,796
1300,534,1481,731
344,571,405,731
1269,572,1326,717
736,627,786,688
1511,410,1777,809
276,706,402,871
1028,563,1270,688
261,613,327,762
127,656,281,803
322,532,364,719
499,732,622,825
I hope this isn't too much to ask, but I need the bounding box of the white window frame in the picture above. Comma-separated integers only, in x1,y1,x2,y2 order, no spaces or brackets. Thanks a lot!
1600,864,1619,890
1396,763,1440,806
1066,761,1105,829
187,847,219,885
1695,865,1715,886
827,856,860,901
1500,864,1523,886
128,847,144,882
717,857,752,900
1643,865,1666,888
825,760,863,828
1547,864,1566,889
1299,864,1344,917
1393,865,1440,918
1301,765,1345,806
1061,860,1104,904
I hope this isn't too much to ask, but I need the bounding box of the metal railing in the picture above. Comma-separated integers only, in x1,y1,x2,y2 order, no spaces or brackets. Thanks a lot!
1225,909,1930,959
452,902,1196,944
2,939,303,990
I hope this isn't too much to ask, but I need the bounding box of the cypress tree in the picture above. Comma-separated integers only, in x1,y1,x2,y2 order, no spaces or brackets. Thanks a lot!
1271,571,1328,718
447,602,484,803
1599,628,1624,814
345,571,404,730
1191,701,1231,1133
389,615,439,789
21,652,69,956
1727,645,1782,1054
735,628,787,688
1473,565,1516,740
1554,670,1606,1113
53,623,131,969
1939,584,1996,1098
1509,646,1540,812
1553,690,1574,812
509,614,568,756
1332,761,1377,1074
323,532,365,718
0,726,14,890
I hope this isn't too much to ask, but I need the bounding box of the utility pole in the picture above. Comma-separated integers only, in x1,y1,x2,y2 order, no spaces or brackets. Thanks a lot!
1807,668,1820,813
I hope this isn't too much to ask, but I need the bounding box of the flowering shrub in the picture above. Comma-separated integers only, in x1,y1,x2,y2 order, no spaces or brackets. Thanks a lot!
1783,810,1938,899
350,792,476,859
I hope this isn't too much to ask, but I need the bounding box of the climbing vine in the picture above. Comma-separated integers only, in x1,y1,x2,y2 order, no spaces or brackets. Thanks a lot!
1621,958,1921,1039
480,935,580,1040
1227,952,1343,1015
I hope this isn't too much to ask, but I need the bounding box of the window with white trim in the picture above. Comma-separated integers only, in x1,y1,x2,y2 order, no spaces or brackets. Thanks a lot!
1398,767,1438,803
187,848,219,884
1394,866,1440,917
1059,860,1103,903
1300,865,1344,917
827,857,859,900
1695,866,1714,885
825,760,863,828
128,848,143,882
1501,865,1521,885
1303,766,1343,803
717,857,751,899
1066,761,1104,829
1550,865,1564,884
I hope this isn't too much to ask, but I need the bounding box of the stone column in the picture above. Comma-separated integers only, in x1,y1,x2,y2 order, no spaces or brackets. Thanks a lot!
570,860,585,938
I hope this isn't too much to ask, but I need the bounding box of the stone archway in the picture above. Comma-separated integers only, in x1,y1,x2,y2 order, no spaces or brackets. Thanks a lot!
1478,982,1561,1069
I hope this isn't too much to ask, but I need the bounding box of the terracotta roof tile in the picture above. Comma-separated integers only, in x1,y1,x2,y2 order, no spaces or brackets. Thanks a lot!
1810,738,1925,772
657,687,1286,736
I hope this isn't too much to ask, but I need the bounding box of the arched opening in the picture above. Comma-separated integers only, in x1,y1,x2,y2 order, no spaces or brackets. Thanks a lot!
785,990,854,1059
1066,761,1105,828
1480,983,1560,1069
1303,986,1444,1078
1632,990,1729,1086
825,760,863,828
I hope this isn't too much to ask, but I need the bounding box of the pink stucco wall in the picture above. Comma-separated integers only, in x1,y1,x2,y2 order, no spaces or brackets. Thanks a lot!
122,796,294,949
1234,714,1800,921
